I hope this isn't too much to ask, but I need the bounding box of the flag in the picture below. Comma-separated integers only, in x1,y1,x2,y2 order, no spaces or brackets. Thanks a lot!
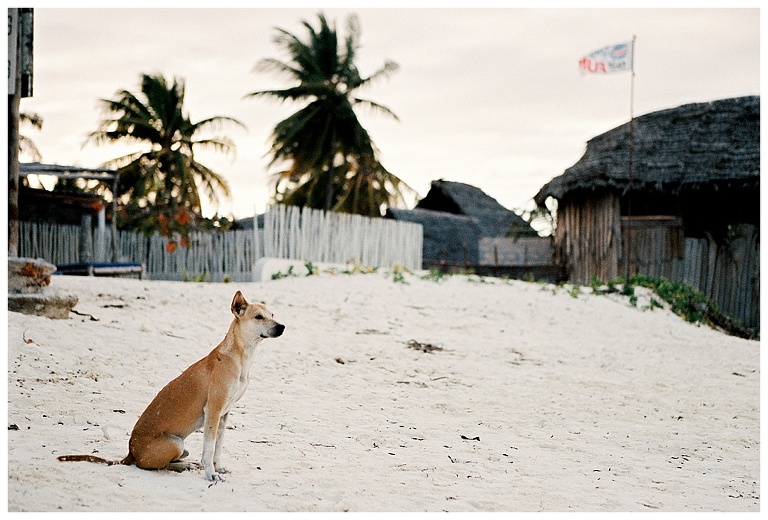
579,40,633,74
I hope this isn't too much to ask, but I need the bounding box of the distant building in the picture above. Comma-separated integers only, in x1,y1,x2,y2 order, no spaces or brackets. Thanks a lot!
535,96,759,328
19,186,107,226
387,180,549,274
18,162,119,263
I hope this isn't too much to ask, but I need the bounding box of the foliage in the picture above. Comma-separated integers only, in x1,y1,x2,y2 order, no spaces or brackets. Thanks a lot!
182,270,210,283
522,197,557,237
248,12,412,216
342,263,377,275
19,111,43,162
271,265,296,280
592,274,758,340
390,264,411,284
509,201,550,238
52,177,88,194
304,261,318,276
270,260,380,280
116,204,233,253
421,268,448,283
87,73,244,247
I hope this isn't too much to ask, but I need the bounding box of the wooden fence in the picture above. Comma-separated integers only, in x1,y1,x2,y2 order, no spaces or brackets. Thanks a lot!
18,205,423,283
554,192,759,329
261,205,423,270
624,222,759,329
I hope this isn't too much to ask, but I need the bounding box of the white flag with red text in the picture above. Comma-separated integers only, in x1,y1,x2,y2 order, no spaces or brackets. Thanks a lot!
579,41,633,74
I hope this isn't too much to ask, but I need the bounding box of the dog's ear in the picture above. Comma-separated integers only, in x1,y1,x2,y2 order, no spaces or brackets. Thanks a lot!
231,291,249,318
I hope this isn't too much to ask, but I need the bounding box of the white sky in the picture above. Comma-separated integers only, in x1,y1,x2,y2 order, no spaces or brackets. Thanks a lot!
13,3,761,222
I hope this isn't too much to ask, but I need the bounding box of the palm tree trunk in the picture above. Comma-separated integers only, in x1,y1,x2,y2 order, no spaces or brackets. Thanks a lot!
323,128,336,212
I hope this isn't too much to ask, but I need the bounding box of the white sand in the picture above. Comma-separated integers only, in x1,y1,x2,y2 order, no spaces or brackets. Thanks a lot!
6,271,760,512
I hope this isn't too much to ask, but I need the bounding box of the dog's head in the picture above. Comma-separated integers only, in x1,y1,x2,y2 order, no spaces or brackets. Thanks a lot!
231,291,285,340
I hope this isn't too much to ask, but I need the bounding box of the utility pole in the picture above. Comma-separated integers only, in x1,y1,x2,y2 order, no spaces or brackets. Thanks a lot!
8,8,33,257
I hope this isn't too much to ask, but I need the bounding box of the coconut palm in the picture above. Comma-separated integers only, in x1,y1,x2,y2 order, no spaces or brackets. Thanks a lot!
247,12,411,216
88,73,244,237
19,111,43,161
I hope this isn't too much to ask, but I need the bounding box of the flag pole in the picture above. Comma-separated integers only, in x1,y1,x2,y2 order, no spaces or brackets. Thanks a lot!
625,34,636,280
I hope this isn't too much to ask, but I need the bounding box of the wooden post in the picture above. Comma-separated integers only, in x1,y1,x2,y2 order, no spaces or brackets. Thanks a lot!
8,93,20,258
79,214,93,262
111,174,119,261
8,10,21,258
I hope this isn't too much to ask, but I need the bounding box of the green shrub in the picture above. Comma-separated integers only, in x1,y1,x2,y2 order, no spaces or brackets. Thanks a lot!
422,268,448,283
607,274,757,340
271,265,295,280
391,264,411,284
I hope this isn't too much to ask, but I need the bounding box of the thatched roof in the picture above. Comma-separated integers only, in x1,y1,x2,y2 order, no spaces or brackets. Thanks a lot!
387,180,535,265
416,180,533,237
534,96,760,206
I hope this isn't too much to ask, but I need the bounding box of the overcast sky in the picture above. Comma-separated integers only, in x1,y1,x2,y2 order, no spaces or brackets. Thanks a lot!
16,4,760,224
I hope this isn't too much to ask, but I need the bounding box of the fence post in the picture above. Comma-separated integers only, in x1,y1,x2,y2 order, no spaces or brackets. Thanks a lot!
79,214,93,262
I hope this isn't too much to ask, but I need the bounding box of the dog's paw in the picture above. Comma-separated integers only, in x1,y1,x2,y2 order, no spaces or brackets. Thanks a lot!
214,466,230,474
205,471,224,482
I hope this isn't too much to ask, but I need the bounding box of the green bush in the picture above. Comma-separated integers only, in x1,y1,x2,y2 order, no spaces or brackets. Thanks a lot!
612,275,757,340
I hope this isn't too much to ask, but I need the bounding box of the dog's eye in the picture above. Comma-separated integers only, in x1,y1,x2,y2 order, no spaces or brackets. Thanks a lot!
255,315,264,320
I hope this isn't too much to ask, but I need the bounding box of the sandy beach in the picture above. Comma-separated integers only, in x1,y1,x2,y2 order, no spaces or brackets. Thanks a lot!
6,270,760,512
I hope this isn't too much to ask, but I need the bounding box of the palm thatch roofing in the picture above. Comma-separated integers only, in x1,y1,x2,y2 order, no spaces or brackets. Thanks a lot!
534,96,760,206
387,179,535,264
417,180,533,236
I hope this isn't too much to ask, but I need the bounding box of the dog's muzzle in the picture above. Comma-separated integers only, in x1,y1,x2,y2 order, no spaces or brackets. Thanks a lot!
262,323,285,338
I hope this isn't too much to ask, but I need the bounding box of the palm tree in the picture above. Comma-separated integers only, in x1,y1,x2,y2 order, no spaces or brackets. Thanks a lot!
19,111,43,162
88,73,244,239
247,13,411,216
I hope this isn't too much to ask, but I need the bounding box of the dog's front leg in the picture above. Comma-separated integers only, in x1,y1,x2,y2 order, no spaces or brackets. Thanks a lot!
213,412,229,474
201,403,225,481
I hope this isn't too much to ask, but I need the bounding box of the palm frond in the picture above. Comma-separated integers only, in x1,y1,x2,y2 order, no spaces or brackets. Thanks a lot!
246,83,331,102
354,60,400,90
20,111,43,129
19,136,42,161
352,97,400,122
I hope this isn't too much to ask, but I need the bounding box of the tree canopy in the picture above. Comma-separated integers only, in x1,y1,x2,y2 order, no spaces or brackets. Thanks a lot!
88,73,244,247
248,13,412,216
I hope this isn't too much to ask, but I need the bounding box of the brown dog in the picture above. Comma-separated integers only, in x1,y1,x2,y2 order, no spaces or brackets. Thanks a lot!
58,291,284,481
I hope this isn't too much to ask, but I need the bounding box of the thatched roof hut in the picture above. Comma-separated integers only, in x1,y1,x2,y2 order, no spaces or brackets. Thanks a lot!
387,180,535,266
535,96,759,234
533,96,759,328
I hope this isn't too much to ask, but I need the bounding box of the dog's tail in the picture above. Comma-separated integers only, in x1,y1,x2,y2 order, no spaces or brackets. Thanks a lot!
57,453,134,466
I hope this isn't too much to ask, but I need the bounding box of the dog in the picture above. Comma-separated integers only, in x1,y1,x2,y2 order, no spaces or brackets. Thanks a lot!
57,291,284,481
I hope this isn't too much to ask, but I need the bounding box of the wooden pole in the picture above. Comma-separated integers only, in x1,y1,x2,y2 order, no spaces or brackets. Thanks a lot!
111,174,119,261
8,10,21,258
9,8,33,258
625,35,637,280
